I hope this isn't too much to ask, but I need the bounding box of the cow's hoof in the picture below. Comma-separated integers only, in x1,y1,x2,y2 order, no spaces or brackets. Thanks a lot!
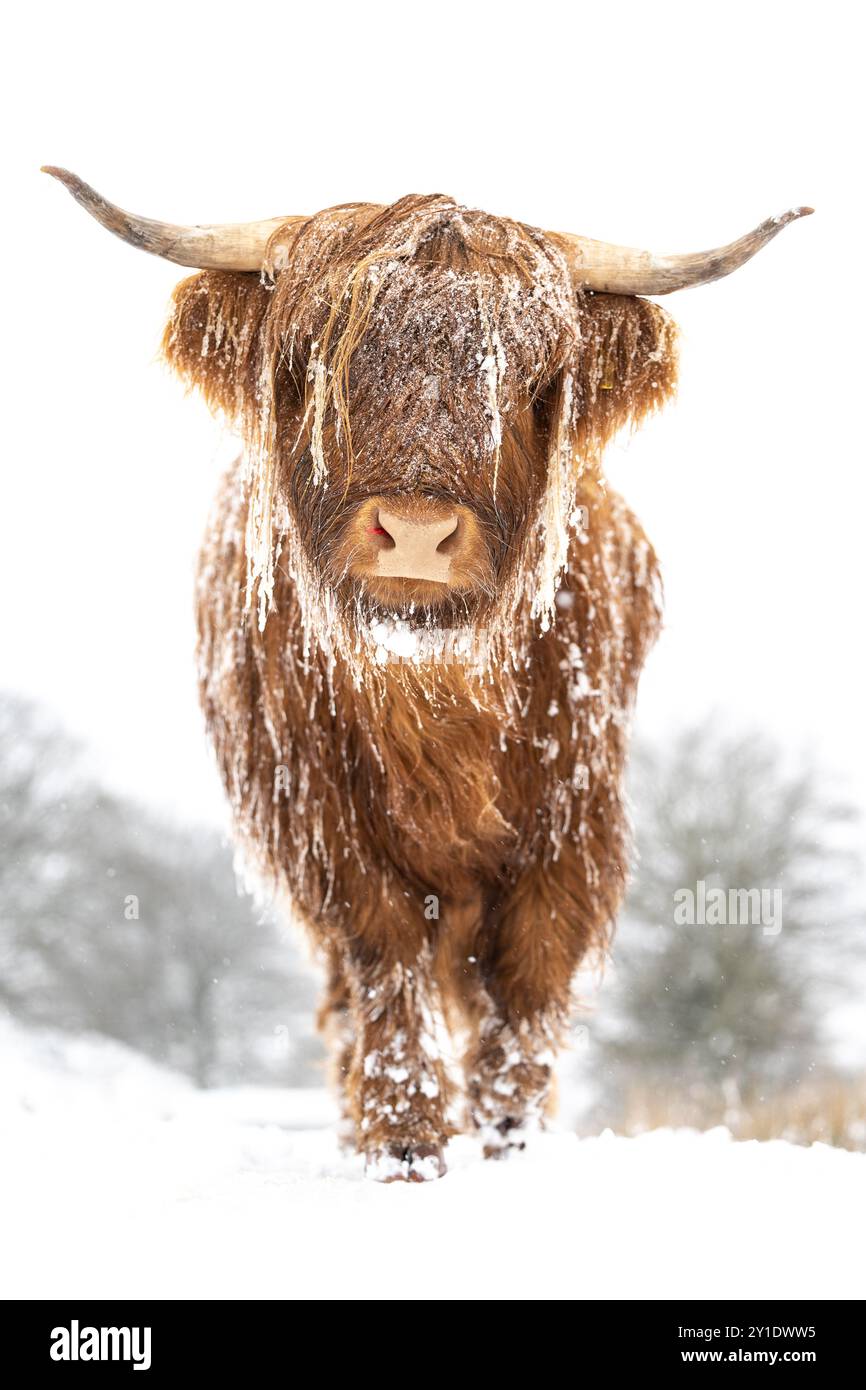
365,1143,447,1183
480,1117,528,1160
482,1139,526,1160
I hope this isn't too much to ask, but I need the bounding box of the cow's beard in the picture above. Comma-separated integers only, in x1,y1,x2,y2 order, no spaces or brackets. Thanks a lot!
340,582,496,673
336,575,489,628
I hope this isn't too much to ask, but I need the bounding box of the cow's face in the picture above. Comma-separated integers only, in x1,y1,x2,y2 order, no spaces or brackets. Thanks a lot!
281,264,565,623
163,199,678,635
256,211,580,629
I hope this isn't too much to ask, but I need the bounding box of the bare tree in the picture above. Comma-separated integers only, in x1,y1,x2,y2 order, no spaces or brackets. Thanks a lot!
587,722,862,1122
0,692,322,1086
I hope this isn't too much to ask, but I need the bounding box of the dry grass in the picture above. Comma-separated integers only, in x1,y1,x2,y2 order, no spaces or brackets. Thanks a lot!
584,1076,866,1153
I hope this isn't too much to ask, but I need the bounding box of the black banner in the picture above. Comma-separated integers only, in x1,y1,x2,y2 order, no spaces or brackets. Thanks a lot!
2,1299,862,1373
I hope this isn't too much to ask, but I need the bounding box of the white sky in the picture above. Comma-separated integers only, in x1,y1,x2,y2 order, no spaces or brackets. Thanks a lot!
3,0,864,842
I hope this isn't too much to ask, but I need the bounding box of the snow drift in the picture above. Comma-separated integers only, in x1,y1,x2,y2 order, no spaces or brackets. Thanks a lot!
2,1015,863,1301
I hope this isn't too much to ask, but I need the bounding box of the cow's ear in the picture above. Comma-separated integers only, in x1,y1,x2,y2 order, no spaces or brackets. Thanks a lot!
161,271,272,424
573,294,678,460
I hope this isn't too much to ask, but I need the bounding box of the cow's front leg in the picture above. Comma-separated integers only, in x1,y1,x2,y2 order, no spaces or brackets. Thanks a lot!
466,1009,557,1159
348,953,451,1181
462,860,594,1158
335,880,452,1181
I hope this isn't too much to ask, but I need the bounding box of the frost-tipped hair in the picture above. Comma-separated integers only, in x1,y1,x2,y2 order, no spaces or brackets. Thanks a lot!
163,194,677,634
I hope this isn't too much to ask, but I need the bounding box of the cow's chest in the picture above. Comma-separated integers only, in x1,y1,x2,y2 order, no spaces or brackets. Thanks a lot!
355,673,517,878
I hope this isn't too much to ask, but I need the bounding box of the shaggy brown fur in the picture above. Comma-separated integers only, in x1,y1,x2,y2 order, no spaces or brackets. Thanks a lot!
164,194,677,1180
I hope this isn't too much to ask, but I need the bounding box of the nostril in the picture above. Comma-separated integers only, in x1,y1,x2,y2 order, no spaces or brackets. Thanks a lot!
435,519,460,555
368,517,396,549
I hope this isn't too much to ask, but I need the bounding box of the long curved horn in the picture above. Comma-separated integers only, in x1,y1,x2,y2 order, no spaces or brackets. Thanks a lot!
550,207,813,296
42,166,302,271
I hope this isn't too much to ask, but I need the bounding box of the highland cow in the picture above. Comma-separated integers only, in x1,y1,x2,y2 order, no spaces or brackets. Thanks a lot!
46,169,810,1180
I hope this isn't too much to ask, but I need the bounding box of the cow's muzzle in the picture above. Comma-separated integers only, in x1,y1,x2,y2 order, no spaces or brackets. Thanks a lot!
340,495,490,597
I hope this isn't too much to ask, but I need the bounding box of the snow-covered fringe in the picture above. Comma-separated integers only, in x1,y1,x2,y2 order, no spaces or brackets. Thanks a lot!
164,194,676,684
233,199,579,640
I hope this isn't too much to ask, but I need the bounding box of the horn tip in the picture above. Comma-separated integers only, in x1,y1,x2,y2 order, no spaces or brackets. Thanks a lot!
777,205,815,225
41,165,84,195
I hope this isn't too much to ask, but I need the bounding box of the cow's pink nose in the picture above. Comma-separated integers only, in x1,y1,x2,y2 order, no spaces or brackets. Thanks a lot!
373,508,460,583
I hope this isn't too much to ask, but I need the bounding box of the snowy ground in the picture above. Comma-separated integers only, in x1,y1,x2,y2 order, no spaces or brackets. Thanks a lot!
3,1016,864,1301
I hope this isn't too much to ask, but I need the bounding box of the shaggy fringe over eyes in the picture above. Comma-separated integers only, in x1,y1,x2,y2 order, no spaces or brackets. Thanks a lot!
162,194,678,632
